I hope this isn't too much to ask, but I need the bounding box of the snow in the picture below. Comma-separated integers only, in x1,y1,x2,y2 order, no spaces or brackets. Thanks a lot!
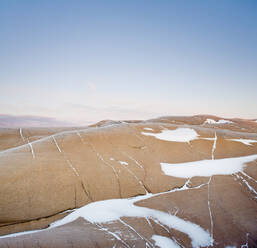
211,133,217,160
0,229,43,239
50,195,213,248
234,174,257,197
28,142,35,159
161,154,257,178
152,235,180,248
141,128,199,143
204,119,233,125
66,159,80,177
207,177,213,244
123,152,144,169
119,161,128,165
228,139,257,146
52,136,62,153
0,187,215,247
143,127,154,131
19,128,25,142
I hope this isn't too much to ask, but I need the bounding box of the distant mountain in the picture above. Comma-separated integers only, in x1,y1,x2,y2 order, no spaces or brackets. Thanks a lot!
0,114,74,127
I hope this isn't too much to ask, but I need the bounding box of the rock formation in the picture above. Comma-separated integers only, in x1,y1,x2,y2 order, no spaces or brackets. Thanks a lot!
0,115,256,247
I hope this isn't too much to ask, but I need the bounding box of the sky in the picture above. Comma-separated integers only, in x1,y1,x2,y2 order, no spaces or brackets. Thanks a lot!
1,0,257,125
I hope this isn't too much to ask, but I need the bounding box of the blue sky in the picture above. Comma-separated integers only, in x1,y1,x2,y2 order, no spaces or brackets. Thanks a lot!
1,0,257,124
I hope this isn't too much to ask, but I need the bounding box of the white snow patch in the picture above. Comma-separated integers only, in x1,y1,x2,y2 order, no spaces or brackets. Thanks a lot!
228,139,257,146
204,119,233,125
143,127,154,131
152,235,180,248
201,137,216,141
141,128,199,143
50,195,212,248
119,161,128,165
0,185,213,247
161,154,257,178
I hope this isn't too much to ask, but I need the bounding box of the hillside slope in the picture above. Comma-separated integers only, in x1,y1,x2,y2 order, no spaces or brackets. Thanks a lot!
0,116,257,247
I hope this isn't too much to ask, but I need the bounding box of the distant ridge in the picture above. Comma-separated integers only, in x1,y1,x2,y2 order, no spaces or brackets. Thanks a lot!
0,114,74,128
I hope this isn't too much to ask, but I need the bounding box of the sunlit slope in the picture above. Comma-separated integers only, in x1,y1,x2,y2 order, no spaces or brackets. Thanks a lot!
0,116,256,247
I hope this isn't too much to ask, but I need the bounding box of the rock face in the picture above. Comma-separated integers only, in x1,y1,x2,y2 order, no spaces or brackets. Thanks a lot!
0,115,256,247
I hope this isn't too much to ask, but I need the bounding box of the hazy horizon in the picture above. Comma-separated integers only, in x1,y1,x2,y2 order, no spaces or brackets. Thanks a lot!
1,0,257,125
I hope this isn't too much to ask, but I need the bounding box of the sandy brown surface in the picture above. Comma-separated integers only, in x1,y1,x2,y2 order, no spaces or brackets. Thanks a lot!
0,115,256,247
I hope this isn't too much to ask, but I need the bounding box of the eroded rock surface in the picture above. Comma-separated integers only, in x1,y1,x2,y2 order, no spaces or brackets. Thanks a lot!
0,116,256,247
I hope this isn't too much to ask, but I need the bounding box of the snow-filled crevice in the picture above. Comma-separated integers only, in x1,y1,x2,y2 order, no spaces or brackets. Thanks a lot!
234,173,257,198
52,136,62,153
84,135,123,198
100,131,149,194
19,128,35,159
211,133,217,160
241,171,257,184
207,177,214,245
119,219,154,248
19,128,25,142
118,161,148,194
53,134,92,202
28,141,35,159
95,223,131,248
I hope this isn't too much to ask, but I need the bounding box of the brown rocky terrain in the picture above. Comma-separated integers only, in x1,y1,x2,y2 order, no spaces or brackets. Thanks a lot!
0,115,256,247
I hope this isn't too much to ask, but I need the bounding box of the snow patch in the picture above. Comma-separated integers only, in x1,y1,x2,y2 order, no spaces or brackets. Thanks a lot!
161,154,257,178
50,196,212,248
228,139,257,146
152,235,180,248
119,161,128,165
143,127,154,131
204,119,233,125
141,128,199,143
